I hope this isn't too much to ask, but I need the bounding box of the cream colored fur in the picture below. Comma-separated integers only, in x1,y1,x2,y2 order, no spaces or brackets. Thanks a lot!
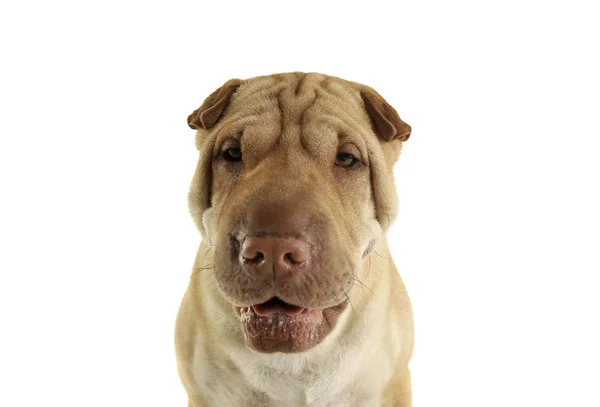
175,73,414,407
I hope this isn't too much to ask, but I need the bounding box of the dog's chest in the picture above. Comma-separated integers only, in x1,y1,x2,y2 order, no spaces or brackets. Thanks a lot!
193,342,391,407
245,365,383,407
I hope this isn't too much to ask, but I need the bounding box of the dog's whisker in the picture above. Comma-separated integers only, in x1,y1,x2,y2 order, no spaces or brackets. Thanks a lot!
372,250,389,260
365,255,373,280
351,277,369,293
349,271,375,299
341,288,355,314
192,263,214,275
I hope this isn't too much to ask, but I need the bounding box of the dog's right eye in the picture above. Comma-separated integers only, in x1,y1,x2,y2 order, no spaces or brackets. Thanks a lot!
223,148,242,162
335,152,359,168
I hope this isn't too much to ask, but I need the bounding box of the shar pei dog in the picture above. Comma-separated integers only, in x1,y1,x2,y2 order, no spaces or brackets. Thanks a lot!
175,72,414,407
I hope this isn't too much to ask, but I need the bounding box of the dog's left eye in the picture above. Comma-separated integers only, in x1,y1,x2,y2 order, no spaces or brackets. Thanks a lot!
223,148,242,162
335,153,358,168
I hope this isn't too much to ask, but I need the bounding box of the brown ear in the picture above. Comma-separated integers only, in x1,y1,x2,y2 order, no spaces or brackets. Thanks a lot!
360,87,412,141
187,79,242,129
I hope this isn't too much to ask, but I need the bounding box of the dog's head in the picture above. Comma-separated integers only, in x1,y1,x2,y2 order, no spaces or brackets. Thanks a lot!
187,73,410,353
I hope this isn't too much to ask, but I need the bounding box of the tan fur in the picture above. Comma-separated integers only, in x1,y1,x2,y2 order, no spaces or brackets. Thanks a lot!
176,72,414,406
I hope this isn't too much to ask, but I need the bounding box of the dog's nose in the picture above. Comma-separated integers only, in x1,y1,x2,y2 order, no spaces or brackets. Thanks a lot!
240,236,309,278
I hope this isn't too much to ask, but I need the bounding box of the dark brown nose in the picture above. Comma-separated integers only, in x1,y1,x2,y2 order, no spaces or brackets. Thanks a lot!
240,236,310,278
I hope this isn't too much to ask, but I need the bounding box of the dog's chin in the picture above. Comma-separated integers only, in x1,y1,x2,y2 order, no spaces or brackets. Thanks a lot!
235,297,348,353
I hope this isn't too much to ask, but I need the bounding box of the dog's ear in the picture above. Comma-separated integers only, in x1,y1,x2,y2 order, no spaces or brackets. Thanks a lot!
187,79,242,130
360,86,411,142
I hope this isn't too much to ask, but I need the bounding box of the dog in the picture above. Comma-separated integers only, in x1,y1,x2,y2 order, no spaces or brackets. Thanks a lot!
175,72,414,407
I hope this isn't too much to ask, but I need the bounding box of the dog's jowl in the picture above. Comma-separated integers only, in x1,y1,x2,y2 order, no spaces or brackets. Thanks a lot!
175,72,414,407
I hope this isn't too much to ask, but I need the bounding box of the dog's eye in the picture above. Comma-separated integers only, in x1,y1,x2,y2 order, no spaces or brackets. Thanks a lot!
223,148,242,162
335,152,358,168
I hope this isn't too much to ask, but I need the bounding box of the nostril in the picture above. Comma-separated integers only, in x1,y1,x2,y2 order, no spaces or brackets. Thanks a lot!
282,241,309,265
284,252,304,265
242,250,265,265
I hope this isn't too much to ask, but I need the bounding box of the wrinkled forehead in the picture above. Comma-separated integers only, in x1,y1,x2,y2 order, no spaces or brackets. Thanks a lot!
211,73,375,156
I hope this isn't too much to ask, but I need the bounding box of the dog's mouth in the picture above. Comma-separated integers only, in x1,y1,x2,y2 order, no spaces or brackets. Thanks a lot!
241,297,306,317
238,297,347,353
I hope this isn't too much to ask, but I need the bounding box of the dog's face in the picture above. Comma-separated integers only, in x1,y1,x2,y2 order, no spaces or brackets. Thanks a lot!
188,73,410,353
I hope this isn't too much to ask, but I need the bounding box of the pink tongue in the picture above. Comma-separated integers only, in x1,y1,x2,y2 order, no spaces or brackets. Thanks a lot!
252,299,305,317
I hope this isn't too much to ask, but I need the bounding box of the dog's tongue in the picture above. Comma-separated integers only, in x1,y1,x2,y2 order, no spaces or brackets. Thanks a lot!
252,297,305,317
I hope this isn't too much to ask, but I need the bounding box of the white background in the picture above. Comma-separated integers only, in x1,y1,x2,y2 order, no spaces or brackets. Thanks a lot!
1,1,599,406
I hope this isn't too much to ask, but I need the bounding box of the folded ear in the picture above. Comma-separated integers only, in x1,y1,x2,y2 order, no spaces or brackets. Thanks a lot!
187,79,242,130
360,86,411,142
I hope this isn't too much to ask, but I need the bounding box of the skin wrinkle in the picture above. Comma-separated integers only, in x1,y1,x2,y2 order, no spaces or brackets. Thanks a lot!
275,89,285,147
312,109,371,143
314,87,366,128
303,114,371,165
298,105,310,154
294,73,306,96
